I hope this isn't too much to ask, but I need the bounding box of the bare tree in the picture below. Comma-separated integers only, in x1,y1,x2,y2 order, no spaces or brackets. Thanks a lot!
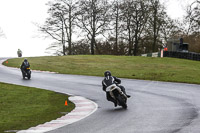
39,2,67,55
76,0,111,55
148,0,166,52
109,0,124,55
121,0,134,55
58,0,78,55
39,0,77,55
160,17,183,45
132,0,150,55
185,0,200,35
183,34,200,53
121,0,150,55
182,0,200,53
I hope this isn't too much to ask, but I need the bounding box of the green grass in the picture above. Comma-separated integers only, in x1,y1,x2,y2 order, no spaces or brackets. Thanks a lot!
3,55,200,84
0,82,75,133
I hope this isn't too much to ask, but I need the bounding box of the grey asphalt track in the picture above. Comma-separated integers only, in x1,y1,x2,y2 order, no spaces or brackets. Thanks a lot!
1,58,200,133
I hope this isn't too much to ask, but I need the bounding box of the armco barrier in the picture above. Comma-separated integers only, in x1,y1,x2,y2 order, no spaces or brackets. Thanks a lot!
163,51,200,61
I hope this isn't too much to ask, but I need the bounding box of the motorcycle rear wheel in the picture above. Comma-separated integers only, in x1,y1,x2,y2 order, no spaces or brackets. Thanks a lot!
116,95,127,109
27,74,31,79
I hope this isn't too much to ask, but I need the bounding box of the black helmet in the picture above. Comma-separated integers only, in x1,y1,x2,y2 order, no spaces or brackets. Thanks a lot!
104,71,111,77
24,59,27,62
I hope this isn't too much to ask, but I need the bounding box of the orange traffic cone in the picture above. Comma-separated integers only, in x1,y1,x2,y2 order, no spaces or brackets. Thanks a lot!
65,100,68,106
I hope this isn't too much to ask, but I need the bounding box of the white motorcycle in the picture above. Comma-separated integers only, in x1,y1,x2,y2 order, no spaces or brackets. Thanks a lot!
106,84,128,109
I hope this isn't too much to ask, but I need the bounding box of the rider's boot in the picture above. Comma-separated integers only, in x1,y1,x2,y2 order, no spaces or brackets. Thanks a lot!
119,85,131,98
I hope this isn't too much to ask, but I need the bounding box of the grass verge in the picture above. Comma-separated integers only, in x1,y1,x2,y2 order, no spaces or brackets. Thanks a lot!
3,55,200,84
0,82,75,133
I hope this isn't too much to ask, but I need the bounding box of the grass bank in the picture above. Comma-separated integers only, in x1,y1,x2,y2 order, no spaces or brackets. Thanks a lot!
3,55,200,84
0,82,75,133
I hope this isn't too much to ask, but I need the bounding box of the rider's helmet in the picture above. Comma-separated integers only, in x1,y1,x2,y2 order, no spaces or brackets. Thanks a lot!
24,59,28,62
104,71,111,77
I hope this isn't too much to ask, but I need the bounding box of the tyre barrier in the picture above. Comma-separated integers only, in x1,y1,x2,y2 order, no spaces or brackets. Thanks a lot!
163,51,200,61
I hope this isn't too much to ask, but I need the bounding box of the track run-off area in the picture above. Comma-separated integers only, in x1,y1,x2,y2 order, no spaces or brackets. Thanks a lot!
0,58,200,133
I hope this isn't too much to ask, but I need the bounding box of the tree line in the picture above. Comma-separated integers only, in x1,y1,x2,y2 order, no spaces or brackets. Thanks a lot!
183,0,200,53
38,0,200,55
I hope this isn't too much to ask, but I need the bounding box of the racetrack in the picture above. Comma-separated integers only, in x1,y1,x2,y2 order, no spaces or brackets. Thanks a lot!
1,58,200,133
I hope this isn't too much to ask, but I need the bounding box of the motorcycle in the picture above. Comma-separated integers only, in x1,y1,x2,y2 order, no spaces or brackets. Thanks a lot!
18,52,22,57
21,67,31,79
106,84,127,109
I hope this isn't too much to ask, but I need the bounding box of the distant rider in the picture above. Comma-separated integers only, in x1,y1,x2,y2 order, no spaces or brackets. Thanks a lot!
102,71,130,107
20,59,30,77
17,49,22,57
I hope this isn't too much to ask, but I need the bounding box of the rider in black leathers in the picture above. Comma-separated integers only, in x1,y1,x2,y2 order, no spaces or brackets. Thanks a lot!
20,59,30,78
102,71,130,107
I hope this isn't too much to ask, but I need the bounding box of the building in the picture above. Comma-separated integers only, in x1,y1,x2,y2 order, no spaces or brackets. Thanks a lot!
166,38,189,52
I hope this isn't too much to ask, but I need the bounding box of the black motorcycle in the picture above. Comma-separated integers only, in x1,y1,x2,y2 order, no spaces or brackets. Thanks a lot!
21,67,31,79
106,84,127,109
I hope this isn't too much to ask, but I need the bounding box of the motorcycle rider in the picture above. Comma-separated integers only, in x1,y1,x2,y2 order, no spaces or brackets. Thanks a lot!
17,49,22,57
102,71,130,107
20,59,30,78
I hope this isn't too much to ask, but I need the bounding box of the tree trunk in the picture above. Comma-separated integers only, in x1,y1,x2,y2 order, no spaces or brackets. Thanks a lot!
69,5,72,55
115,2,119,55
91,0,96,55
91,35,95,55
133,11,139,56
153,1,158,52
62,20,66,55
134,27,139,56
128,24,132,55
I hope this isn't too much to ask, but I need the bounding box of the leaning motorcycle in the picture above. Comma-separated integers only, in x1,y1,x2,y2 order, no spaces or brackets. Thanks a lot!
21,67,31,79
106,84,127,109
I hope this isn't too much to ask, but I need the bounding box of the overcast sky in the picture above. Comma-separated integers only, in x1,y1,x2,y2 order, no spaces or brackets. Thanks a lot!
0,0,52,57
0,0,192,57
